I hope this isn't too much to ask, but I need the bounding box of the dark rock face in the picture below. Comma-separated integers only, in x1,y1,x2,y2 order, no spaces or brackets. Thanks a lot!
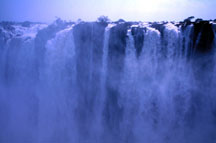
131,27,145,57
108,23,129,58
103,23,129,139
193,21,215,54
151,23,166,38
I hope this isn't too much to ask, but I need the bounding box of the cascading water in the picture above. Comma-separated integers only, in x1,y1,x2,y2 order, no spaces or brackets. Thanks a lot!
0,20,216,143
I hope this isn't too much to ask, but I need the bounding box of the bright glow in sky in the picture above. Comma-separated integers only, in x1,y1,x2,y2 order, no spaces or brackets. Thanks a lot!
0,0,215,22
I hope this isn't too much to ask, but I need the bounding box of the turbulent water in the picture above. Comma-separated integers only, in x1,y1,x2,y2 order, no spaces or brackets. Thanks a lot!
0,19,216,143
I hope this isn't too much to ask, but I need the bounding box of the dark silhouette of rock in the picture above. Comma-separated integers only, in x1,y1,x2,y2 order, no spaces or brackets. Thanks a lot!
115,19,126,24
181,16,195,27
193,21,215,53
184,16,195,22
195,18,203,23
97,16,110,24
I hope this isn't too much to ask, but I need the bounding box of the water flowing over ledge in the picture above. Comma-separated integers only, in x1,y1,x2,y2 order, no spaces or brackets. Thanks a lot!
0,19,216,143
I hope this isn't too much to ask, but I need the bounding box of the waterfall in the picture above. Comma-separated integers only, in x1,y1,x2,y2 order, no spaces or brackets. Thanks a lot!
0,20,216,143
38,25,77,143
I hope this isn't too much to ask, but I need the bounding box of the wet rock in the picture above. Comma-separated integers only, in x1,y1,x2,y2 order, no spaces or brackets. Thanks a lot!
192,21,215,53
131,27,145,57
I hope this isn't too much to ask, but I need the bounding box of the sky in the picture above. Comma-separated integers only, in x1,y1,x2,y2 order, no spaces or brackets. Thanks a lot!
0,0,216,22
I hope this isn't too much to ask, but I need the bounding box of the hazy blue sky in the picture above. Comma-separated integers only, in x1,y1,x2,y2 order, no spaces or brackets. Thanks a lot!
0,0,215,22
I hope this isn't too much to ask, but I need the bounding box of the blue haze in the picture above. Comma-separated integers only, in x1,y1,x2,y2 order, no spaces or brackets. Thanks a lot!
0,0,216,22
